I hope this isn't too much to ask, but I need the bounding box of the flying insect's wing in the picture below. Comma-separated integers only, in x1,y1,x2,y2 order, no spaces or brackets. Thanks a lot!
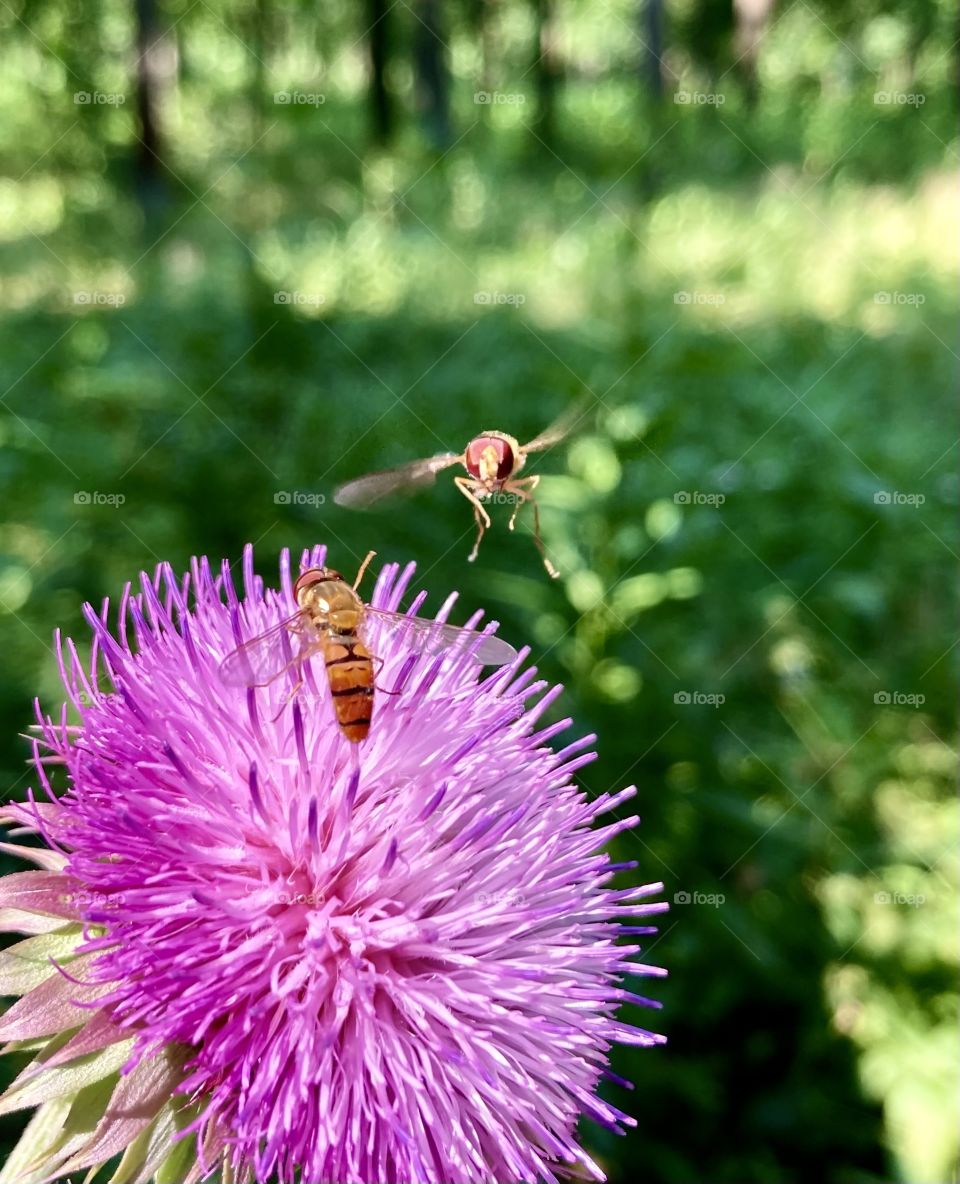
522,398,593,454
364,607,517,666
333,453,462,509
218,613,320,687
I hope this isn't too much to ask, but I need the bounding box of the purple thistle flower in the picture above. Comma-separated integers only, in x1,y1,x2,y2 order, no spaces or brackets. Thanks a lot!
0,545,667,1184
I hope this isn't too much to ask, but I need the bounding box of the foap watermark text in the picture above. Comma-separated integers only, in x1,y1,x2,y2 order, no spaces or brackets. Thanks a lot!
274,491,326,507
675,691,725,707
674,890,725,907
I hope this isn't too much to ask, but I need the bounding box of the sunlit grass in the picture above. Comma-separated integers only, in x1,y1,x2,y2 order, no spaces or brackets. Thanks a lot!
2,147,955,343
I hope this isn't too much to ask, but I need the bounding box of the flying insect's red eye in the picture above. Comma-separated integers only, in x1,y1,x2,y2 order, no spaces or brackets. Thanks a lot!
464,435,514,481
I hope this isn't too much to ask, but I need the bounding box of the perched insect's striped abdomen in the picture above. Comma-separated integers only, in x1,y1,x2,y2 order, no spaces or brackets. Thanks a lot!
323,637,374,743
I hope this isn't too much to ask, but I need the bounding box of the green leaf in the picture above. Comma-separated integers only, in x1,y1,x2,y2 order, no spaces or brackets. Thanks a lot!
0,1037,134,1115
154,1131,200,1184
0,1093,74,1184
108,1094,200,1184
0,908,73,936
0,926,84,995
38,1074,121,1176
58,1045,189,1175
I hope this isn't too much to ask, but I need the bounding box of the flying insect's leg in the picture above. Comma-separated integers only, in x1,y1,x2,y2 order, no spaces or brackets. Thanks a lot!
353,550,377,592
454,477,492,564
503,477,559,579
507,474,540,531
454,477,492,528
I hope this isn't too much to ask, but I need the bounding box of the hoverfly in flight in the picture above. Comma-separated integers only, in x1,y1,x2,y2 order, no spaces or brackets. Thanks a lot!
219,552,517,743
333,403,587,578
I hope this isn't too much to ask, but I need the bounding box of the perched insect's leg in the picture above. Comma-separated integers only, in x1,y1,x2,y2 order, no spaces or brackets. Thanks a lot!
503,476,559,579
370,653,401,696
454,477,492,564
353,550,377,592
270,678,304,722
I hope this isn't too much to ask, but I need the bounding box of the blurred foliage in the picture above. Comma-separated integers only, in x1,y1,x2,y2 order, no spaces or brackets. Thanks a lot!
0,0,957,1181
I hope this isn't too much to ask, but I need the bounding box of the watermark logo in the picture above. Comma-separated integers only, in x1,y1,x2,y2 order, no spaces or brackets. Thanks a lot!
874,691,925,707
674,490,726,506
474,92,525,105
479,490,522,506
67,889,126,909
74,491,126,507
474,291,525,307
274,91,326,107
874,891,925,907
674,91,725,106
674,889,725,907
276,890,325,905
274,291,325,307
874,91,925,107
873,491,925,506
74,91,125,106
674,691,725,707
874,291,925,306
273,490,326,507
674,291,725,306
73,291,126,307
476,889,527,906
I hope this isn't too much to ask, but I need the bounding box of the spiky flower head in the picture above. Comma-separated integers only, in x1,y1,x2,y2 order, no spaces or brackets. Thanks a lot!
0,546,666,1184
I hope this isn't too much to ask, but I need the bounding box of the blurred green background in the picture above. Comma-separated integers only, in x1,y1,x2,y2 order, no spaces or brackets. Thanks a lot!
0,0,957,1181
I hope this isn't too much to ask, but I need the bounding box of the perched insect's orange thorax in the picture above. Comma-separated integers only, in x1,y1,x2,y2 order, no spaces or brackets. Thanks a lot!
465,434,515,484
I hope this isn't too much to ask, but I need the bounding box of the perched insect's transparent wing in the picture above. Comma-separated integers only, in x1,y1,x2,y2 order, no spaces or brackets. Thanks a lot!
522,397,593,454
333,453,462,509
218,613,321,687
365,607,517,666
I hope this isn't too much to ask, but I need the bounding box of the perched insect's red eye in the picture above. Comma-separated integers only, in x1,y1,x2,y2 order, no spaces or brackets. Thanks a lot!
293,569,325,598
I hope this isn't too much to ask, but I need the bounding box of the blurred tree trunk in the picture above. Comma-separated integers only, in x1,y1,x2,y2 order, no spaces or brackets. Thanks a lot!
955,7,960,103
251,0,268,134
641,0,666,101
732,0,774,107
468,0,496,97
532,0,561,146
413,0,452,149
134,0,162,187
368,0,393,143
133,0,176,213
636,0,669,201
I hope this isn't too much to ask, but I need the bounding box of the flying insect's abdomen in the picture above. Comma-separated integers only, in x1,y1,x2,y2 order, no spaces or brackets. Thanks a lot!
324,636,374,743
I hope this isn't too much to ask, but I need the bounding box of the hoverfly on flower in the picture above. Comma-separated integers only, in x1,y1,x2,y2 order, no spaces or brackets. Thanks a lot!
0,545,666,1184
219,551,516,742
